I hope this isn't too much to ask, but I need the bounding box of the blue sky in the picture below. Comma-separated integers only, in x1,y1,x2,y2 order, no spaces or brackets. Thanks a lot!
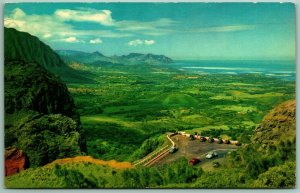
4,3,295,60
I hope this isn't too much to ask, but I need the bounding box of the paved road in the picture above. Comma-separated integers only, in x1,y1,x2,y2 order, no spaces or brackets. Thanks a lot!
154,134,239,166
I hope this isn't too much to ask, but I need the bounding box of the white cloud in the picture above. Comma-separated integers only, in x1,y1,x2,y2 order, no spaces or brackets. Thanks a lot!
4,8,131,43
128,39,144,46
128,39,155,46
144,40,155,45
55,9,114,26
4,7,179,46
43,33,52,38
4,7,256,46
89,38,102,44
190,25,256,33
116,18,177,36
64,36,80,43
11,8,26,19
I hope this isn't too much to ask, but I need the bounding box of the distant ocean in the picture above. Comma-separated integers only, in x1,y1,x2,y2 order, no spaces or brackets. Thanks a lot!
172,60,296,80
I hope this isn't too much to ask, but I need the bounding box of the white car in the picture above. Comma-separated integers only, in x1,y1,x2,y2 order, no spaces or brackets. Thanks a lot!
206,151,218,159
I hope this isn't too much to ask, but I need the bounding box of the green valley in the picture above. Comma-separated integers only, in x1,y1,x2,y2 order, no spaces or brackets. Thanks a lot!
3,4,296,187
65,63,295,162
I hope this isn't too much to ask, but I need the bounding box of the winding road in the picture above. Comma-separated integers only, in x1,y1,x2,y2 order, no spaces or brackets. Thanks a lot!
134,132,239,167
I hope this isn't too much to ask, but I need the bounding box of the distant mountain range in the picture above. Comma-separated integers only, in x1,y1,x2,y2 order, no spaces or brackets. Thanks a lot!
56,50,173,65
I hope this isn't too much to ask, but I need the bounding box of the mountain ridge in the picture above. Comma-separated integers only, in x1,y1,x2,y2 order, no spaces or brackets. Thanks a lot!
5,27,65,69
56,50,173,65
4,27,94,83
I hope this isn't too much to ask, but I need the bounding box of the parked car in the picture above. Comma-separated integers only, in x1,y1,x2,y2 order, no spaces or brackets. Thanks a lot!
224,139,230,144
206,151,218,159
217,137,223,144
189,158,200,166
208,137,214,143
200,136,206,142
189,135,195,141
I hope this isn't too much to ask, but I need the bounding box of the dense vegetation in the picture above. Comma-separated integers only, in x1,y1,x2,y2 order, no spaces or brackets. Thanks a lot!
66,62,294,161
4,60,87,167
4,27,295,188
4,27,65,68
4,28,88,167
4,27,94,83
6,158,203,188
5,60,78,119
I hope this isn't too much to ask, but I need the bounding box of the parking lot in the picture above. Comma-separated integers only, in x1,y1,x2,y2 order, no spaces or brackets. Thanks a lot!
155,134,239,167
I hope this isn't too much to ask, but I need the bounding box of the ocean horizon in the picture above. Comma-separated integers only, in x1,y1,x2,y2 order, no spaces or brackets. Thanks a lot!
171,60,295,80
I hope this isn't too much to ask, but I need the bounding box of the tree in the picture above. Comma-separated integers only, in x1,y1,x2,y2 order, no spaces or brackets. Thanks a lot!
254,162,295,188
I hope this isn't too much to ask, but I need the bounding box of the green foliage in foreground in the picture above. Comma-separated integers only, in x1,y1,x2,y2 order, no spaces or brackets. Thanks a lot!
254,161,296,188
5,158,203,188
6,113,86,167
229,138,296,179
6,158,295,189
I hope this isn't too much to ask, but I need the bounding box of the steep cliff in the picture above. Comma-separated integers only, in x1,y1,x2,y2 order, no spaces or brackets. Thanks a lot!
4,28,88,168
252,100,296,147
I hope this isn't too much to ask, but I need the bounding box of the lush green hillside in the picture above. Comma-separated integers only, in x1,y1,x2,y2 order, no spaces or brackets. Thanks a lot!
4,27,64,68
5,100,296,188
4,27,94,83
3,26,295,189
5,60,78,119
5,158,202,188
5,60,87,167
224,100,296,187
252,100,295,146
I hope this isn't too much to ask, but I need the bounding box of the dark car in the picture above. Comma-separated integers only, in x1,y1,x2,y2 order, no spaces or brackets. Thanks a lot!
208,137,214,143
224,139,230,144
217,137,223,144
200,136,206,142
189,135,195,141
189,158,200,166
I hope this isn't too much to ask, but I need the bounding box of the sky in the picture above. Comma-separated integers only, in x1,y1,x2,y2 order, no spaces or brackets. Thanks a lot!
4,3,296,60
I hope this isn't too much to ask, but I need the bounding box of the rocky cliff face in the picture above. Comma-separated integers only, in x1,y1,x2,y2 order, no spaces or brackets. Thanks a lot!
5,147,29,176
5,60,78,121
252,100,296,146
4,28,88,168
5,60,87,167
